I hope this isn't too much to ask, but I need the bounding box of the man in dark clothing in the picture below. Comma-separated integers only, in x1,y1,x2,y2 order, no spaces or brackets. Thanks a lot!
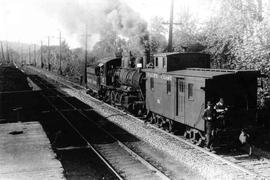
214,98,228,128
203,101,216,150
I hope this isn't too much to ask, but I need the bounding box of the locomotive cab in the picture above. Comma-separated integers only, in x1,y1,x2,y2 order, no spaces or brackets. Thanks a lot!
86,57,121,98
95,57,121,87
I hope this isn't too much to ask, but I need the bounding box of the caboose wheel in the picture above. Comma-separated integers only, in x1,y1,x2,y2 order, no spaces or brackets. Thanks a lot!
196,137,203,146
168,120,174,133
157,118,162,128
184,129,190,139
149,114,156,124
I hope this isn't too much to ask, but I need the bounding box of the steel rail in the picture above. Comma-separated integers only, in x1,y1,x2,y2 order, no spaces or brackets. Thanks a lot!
31,75,170,180
33,68,262,178
19,71,123,180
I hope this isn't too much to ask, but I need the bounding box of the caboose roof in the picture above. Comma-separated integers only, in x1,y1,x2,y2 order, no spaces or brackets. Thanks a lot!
153,52,207,57
154,52,180,57
167,68,260,78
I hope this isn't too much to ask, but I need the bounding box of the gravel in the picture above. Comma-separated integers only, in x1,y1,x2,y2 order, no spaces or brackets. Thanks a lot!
62,88,254,180
26,66,257,180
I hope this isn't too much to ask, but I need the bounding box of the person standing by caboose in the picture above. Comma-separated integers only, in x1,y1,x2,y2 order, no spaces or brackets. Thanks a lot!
203,101,216,151
214,98,228,128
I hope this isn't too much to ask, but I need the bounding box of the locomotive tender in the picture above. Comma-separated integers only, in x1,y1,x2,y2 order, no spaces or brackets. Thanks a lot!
87,52,261,146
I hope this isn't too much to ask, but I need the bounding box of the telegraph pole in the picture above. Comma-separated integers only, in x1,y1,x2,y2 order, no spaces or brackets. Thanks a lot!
59,31,62,75
168,0,174,52
162,0,181,52
1,42,5,62
48,36,51,71
84,25,88,86
6,42,10,64
34,44,36,66
28,46,31,65
20,43,23,64
41,41,43,68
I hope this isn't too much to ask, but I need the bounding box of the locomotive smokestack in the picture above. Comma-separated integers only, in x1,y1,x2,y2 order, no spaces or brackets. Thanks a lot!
143,48,150,68
142,33,150,68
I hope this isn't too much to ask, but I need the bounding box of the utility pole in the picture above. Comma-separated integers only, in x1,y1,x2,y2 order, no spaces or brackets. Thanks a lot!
84,25,88,86
28,46,31,65
34,44,36,66
41,41,44,68
6,42,10,64
48,36,51,71
59,31,62,75
168,0,174,52
20,43,23,64
162,0,181,52
1,42,5,62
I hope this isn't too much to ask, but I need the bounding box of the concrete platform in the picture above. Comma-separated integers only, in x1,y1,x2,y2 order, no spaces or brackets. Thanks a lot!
0,122,64,180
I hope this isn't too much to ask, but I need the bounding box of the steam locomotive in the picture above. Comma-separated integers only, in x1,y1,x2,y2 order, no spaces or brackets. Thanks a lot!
86,51,262,147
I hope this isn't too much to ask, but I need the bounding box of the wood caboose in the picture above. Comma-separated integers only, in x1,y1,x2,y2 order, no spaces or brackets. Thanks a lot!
144,52,260,143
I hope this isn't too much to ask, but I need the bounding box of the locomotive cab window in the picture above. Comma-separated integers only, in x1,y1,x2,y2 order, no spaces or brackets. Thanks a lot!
188,83,194,100
167,80,171,94
150,77,154,90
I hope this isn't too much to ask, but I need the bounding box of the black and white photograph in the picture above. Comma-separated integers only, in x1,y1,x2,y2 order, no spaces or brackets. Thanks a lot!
0,0,270,179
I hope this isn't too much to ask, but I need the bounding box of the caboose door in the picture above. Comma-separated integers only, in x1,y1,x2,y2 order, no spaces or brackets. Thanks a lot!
176,78,185,123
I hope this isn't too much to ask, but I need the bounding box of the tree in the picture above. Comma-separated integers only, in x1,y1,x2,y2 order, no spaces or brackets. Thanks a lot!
173,7,202,52
200,0,270,71
149,17,167,53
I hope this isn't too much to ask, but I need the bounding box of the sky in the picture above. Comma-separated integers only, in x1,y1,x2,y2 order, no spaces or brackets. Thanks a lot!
0,0,218,48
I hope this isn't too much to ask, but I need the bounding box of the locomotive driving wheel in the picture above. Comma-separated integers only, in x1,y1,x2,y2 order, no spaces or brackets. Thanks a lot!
105,90,111,103
110,91,115,105
114,92,121,105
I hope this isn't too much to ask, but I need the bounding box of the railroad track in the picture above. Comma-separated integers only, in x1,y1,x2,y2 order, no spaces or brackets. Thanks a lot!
25,66,270,179
28,75,170,180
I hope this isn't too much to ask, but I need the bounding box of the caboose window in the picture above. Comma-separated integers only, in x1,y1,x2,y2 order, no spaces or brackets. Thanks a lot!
163,57,166,68
167,80,171,94
188,83,193,100
179,81,184,92
155,57,158,67
150,77,154,90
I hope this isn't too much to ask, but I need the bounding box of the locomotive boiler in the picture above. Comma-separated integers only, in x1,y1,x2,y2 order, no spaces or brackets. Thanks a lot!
116,68,144,89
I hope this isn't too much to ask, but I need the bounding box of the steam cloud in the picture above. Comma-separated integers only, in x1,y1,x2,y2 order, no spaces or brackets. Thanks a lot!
40,0,148,50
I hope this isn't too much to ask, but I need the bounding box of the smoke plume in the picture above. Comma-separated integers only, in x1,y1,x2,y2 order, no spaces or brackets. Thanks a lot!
40,0,148,50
